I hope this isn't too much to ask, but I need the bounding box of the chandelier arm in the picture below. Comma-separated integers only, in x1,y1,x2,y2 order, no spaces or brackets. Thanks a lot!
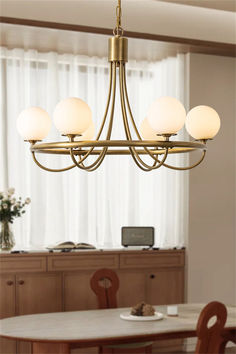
95,61,114,141
69,147,108,172
163,150,206,170
68,62,117,171
31,151,76,172
68,61,114,168
67,63,116,171
119,63,169,171
123,65,167,164
122,64,142,141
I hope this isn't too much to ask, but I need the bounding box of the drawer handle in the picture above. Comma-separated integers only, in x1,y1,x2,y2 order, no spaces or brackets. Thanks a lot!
150,274,155,279
18,280,25,285
6,280,13,286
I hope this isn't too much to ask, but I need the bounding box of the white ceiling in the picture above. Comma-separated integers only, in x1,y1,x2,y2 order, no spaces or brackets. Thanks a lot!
158,0,236,12
0,0,235,44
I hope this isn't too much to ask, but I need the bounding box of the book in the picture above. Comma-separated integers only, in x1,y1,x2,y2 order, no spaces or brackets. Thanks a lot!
47,241,96,250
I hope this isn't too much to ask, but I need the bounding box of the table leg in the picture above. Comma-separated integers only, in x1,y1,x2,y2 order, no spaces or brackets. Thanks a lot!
32,342,70,353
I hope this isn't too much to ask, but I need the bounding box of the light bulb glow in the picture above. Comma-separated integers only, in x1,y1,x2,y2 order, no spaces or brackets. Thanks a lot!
185,105,221,140
75,122,95,141
53,97,92,135
147,96,186,134
140,118,164,141
17,107,51,140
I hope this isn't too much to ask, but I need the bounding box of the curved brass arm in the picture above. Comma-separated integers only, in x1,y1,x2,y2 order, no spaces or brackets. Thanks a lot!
119,63,169,171
163,150,206,170
123,64,167,165
68,62,117,171
31,152,76,172
69,62,114,168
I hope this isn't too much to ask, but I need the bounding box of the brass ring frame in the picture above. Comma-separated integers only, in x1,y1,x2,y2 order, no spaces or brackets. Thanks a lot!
28,8,208,173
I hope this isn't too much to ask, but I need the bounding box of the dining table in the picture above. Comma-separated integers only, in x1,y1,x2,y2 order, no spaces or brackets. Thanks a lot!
0,303,235,353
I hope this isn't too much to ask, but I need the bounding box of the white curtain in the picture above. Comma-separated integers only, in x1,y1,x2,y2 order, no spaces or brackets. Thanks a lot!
0,47,188,249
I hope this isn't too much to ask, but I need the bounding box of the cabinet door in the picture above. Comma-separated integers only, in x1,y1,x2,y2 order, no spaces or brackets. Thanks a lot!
146,269,184,305
64,271,98,311
16,272,62,315
0,275,17,354
0,275,15,318
117,271,146,307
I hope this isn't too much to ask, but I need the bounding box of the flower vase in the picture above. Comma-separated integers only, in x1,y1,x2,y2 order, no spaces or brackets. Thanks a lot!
0,221,15,251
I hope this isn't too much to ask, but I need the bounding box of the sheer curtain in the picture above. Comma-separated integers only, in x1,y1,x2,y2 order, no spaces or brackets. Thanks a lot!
0,47,188,249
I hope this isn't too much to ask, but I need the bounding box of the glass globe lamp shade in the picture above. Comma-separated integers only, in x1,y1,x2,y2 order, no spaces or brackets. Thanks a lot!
53,97,92,135
140,118,164,141
75,122,95,141
185,105,221,140
17,107,51,140
147,96,186,134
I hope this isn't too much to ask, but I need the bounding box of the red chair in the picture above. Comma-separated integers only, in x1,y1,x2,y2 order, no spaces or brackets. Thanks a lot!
195,301,236,354
90,268,153,354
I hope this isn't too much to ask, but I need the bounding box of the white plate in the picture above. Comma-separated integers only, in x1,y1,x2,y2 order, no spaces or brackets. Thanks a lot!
120,312,164,321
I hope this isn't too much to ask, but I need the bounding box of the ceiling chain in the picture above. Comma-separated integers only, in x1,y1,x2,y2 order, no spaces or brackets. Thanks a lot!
114,0,124,36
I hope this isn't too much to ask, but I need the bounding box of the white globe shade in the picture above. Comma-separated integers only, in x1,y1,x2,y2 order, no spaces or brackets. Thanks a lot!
147,96,186,134
140,118,164,141
53,97,92,135
17,107,51,140
185,105,221,140
75,121,95,141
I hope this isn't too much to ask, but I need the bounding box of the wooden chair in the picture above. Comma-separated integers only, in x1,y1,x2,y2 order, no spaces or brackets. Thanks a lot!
90,268,153,354
195,301,236,354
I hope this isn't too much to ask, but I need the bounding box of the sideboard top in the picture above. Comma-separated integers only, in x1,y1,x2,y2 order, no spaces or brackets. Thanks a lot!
0,248,185,258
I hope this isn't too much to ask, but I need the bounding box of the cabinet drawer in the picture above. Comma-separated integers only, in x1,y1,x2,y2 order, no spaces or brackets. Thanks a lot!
0,256,46,274
120,252,184,269
48,254,119,271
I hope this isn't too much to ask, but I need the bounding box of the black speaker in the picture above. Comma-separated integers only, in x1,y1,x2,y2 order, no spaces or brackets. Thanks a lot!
121,227,154,247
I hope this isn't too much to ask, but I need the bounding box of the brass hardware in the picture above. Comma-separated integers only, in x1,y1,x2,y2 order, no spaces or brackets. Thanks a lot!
108,36,128,63
25,0,208,173
18,280,24,285
6,280,13,286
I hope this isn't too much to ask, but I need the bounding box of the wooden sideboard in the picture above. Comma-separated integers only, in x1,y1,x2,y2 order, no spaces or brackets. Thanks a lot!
0,249,185,354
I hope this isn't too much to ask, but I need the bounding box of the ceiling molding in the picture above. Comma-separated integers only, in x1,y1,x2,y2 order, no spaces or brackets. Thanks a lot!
0,17,235,58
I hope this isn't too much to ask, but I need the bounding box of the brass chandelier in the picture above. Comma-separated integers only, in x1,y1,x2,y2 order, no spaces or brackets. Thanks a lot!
17,0,221,172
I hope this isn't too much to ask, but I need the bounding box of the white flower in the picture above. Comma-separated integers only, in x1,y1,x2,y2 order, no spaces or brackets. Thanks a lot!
25,198,31,204
15,203,20,208
2,203,8,209
11,198,16,204
8,188,15,195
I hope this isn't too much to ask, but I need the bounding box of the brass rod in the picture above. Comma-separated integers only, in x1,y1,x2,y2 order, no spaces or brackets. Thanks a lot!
33,147,196,155
70,61,114,166
69,62,117,171
123,66,169,165
120,63,170,171
163,150,206,170
31,152,76,172
68,61,114,170
31,140,206,150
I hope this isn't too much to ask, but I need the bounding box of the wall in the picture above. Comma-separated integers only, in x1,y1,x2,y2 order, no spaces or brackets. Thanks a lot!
187,53,236,306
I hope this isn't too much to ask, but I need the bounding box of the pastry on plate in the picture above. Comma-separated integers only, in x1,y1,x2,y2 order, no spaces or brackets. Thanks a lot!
131,301,155,316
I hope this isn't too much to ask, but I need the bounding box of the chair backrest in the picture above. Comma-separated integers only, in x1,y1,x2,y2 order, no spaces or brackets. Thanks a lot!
90,268,119,309
195,301,227,354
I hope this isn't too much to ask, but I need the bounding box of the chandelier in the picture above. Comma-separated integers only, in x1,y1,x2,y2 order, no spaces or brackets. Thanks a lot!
17,0,221,173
